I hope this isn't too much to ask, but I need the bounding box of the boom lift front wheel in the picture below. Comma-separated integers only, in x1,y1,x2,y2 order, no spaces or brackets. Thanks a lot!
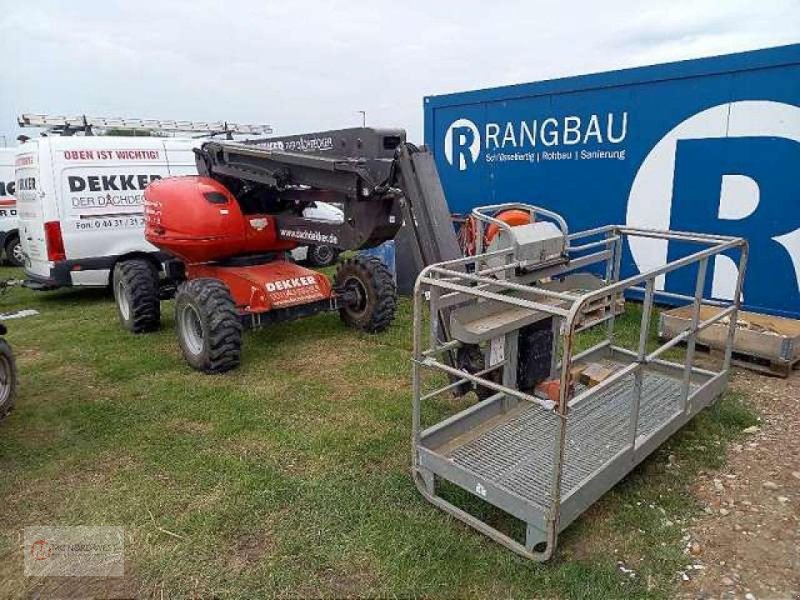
334,256,397,333
174,278,243,374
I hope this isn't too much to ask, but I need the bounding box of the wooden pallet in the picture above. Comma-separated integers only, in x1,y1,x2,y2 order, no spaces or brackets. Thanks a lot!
659,305,800,379
540,273,625,330
687,341,800,378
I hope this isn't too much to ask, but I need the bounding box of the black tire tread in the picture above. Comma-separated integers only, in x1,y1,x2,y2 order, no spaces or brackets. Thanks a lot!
4,234,22,267
115,259,160,333
0,338,17,419
175,278,242,374
307,245,340,268
334,255,397,333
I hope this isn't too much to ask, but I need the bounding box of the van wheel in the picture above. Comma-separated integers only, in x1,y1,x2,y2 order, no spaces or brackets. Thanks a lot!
4,234,23,267
113,259,161,333
0,337,17,420
175,278,242,374
307,245,340,268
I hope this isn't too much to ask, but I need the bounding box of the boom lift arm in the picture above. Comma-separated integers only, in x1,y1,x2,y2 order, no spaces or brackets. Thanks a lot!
194,140,404,251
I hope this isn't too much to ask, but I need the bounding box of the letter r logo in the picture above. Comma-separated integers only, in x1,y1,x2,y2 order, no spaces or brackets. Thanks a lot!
444,119,481,171
627,101,800,316
668,136,800,312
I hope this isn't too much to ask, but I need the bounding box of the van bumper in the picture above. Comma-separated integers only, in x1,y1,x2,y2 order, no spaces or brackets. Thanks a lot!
23,252,172,290
23,267,70,290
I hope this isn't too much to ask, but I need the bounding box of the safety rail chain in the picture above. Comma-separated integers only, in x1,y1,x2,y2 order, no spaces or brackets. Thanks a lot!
411,220,747,561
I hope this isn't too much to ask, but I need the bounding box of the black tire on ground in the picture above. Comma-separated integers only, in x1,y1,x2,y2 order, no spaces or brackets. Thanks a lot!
113,259,161,333
306,245,340,268
0,337,17,420
4,234,23,267
174,278,242,374
334,255,397,333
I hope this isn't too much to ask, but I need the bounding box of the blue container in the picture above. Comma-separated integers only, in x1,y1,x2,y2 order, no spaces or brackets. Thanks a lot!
358,240,396,281
424,44,800,319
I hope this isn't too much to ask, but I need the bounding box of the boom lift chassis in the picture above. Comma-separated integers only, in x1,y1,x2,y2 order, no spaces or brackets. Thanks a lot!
412,204,747,560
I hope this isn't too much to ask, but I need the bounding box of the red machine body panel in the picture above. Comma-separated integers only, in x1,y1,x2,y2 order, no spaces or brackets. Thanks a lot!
188,260,333,314
144,176,297,263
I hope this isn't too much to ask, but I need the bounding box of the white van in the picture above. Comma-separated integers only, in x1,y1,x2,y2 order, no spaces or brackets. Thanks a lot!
16,135,343,331
0,148,22,266
17,136,197,290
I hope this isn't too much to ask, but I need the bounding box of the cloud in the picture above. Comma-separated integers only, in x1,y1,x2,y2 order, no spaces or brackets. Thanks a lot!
0,0,797,145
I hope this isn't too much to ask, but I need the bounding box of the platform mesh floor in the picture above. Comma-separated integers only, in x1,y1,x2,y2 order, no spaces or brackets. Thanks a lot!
446,369,690,510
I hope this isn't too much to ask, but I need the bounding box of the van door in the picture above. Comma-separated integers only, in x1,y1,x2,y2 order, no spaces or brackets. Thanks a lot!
53,138,173,285
15,143,50,279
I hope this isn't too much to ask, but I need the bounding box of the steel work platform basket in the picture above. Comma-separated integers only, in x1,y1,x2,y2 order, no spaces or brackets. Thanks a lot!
411,203,747,561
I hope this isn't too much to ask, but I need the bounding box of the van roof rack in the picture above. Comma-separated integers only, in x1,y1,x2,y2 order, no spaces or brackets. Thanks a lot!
17,114,273,138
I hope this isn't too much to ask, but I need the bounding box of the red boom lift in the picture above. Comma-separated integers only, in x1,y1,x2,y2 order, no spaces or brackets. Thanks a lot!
139,128,417,373
125,126,531,374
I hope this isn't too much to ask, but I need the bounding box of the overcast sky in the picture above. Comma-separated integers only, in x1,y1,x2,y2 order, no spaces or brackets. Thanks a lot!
1,0,797,145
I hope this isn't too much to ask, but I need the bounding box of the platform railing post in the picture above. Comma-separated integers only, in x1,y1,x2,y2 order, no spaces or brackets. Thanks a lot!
544,309,577,560
723,245,748,373
429,286,440,347
681,257,708,412
629,278,654,448
502,331,519,412
606,230,623,346
412,284,424,453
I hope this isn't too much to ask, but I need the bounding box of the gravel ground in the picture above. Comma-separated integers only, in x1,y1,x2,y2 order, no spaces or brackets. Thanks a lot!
681,367,799,600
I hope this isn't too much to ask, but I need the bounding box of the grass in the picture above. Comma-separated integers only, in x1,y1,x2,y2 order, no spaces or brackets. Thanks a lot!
0,266,758,599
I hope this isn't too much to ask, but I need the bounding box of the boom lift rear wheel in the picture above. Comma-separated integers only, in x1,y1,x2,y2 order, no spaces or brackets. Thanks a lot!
113,259,161,333
334,256,397,333
174,278,243,374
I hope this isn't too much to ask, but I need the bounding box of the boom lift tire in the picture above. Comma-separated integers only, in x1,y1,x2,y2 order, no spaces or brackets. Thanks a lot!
0,337,16,420
4,234,23,267
174,278,242,374
334,256,397,333
113,259,161,333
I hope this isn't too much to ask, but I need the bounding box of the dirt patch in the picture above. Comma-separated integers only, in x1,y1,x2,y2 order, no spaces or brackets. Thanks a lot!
294,563,380,598
0,454,137,535
23,575,142,599
681,368,800,599
222,435,320,476
226,531,276,575
166,418,213,435
15,347,44,364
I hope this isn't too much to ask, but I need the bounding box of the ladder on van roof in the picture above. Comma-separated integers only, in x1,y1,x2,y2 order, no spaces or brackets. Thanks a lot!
17,114,273,138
